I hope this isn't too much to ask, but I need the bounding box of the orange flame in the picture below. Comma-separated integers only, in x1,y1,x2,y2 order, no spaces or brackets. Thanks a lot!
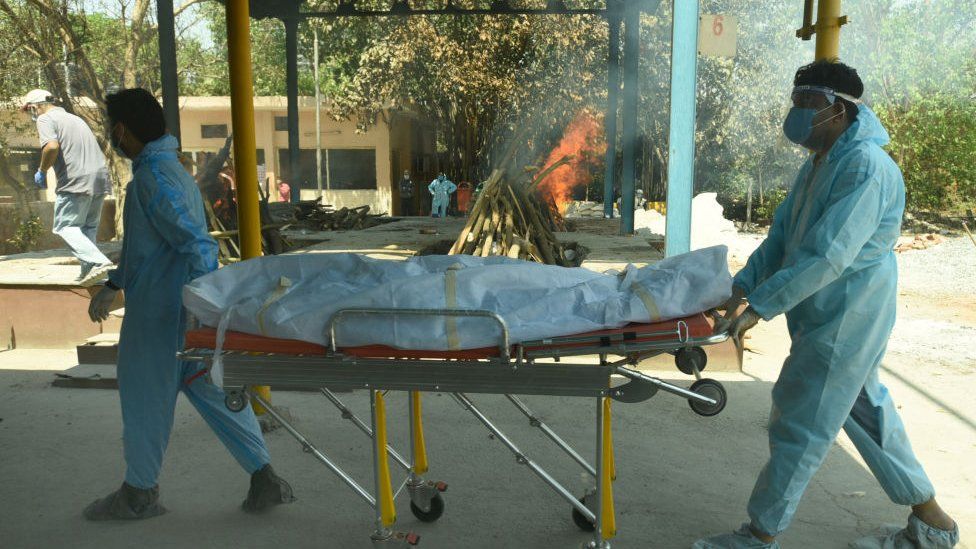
536,111,606,213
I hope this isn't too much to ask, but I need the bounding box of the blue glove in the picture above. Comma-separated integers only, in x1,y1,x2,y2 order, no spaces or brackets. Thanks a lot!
34,170,47,189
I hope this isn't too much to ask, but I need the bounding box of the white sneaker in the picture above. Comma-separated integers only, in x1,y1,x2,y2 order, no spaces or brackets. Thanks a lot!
79,264,114,287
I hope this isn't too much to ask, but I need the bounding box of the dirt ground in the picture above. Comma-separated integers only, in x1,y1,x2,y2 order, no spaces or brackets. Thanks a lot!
0,230,972,549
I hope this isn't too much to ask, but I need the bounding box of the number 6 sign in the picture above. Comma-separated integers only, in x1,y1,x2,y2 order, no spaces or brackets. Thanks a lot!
699,14,738,58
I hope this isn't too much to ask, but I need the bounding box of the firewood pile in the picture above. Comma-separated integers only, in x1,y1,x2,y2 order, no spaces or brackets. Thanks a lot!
191,135,287,262
448,157,580,267
293,199,393,231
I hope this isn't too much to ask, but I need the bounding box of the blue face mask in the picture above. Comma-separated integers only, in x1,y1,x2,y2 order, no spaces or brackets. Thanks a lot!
782,104,843,147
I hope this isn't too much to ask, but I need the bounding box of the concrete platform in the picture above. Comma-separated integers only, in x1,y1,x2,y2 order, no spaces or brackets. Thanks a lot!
288,216,665,270
0,244,123,349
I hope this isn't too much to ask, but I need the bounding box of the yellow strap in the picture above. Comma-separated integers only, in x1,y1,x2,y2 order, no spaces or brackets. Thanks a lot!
601,397,616,539
256,276,292,336
375,391,397,527
633,284,661,322
444,265,461,350
411,391,429,474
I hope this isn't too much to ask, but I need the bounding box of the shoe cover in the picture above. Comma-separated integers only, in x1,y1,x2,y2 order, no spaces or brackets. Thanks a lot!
850,514,959,549
242,464,296,513
83,483,167,521
693,523,781,549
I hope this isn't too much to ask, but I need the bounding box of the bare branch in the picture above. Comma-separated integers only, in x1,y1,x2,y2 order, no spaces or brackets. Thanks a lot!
174,0,208,18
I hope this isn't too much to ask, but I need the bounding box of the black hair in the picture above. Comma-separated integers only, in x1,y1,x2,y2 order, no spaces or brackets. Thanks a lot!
105,88,166,144
793,59,863,124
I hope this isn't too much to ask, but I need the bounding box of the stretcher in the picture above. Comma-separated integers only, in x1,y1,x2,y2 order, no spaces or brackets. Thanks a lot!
180,308,731,548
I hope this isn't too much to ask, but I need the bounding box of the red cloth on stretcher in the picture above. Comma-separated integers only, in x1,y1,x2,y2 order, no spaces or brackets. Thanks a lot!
183,312,714,360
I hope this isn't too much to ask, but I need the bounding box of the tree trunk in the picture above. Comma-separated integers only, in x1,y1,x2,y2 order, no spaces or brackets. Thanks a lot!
123,0,152,89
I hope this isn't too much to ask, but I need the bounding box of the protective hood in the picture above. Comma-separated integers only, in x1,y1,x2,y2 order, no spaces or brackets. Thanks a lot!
828,104,890,160
133,134,180,169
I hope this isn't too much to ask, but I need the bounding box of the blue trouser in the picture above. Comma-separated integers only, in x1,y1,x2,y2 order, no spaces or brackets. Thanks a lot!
118,352,270,489
747,342,935,536
53,192,111,270
431,197,448,218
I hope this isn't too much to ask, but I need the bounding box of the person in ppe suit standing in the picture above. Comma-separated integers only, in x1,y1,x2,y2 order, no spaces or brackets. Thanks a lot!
85,88,294,520
694,61,958,549
428,172,456,218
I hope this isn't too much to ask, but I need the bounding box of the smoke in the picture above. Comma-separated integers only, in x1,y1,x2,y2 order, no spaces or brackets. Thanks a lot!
536,110,606,212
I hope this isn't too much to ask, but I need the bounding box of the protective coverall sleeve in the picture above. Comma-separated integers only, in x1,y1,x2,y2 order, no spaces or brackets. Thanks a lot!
747,160,887,320
428,181,436,194
136,168,217,280
446,180,457,193
733,191,794,294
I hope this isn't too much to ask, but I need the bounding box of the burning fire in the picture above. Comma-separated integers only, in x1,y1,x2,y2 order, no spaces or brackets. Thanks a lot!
536,111,606,213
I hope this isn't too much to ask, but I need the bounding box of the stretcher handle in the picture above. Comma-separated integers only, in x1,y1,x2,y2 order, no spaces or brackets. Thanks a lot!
327,307,511,361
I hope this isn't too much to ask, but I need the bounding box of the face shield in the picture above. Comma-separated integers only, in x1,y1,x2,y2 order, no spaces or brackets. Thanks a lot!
783,85,861,147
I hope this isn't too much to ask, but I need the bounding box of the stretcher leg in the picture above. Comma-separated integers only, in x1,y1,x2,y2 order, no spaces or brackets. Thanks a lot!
505,395,597,477
452,393,596,524
320,388,412,472
369,391,419,547
250,392,376,506
588,397,612,549
407,391,447,522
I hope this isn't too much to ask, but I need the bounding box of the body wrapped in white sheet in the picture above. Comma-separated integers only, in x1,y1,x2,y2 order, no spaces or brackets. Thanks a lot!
183,246,732,352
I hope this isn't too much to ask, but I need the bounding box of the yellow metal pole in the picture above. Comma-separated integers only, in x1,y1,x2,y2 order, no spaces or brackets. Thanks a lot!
814,0,845,60
601,397,616,539
375,391,397,527
225,0,272,413
411,391,429,474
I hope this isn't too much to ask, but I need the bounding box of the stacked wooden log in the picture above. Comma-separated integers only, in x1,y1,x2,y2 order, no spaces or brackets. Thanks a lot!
296,201,391,231
448,167,574,267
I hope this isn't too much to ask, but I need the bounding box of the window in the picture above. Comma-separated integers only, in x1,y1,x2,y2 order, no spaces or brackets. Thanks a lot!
276,148,377,190
328,149,377,190
274,116,289,132
201,124,228,139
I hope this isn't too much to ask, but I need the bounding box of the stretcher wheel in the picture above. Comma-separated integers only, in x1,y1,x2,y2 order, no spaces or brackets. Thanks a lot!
224,391,248,413
688,379,726,417
410,493,444,522
675,347,707,375
571,496,595,532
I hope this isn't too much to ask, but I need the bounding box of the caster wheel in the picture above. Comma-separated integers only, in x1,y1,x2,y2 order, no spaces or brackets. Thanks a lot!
688,378,726,417
225,391,247,412
572,496,595,532
410,492,445,522
675,347,707,375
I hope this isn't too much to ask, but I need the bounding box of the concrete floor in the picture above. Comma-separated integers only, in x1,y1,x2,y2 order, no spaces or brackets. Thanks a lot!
1,309,972,548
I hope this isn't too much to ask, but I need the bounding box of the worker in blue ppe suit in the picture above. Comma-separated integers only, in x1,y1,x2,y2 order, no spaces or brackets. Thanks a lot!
428,173,457,218
84,88,294,520
694,61,958,549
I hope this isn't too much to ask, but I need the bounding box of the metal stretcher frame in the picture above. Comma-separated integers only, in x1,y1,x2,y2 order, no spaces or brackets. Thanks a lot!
180,308,731,548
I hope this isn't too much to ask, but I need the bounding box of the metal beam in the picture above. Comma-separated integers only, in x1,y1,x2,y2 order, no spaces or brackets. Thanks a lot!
157,0,180,143
301,8,605,18
618,1,639,235
285,16,301,203
602,8,621,219
664,0,700,256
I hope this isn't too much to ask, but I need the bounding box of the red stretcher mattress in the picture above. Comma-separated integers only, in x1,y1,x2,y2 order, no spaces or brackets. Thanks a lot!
184,312,715,360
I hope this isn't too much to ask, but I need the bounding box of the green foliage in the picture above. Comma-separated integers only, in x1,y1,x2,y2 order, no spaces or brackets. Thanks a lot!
876,96,976,211
5,212,42,252
755,188,787,224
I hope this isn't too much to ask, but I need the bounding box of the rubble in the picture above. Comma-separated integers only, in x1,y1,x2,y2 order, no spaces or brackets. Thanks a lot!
895,233,946,253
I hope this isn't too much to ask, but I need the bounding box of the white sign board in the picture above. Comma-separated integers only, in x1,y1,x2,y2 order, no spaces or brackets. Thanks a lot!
698,14,738,58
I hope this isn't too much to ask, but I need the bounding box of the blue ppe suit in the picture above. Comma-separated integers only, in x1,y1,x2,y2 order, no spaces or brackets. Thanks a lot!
108,135,270,489
734,105,934,536
428,176,456,218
